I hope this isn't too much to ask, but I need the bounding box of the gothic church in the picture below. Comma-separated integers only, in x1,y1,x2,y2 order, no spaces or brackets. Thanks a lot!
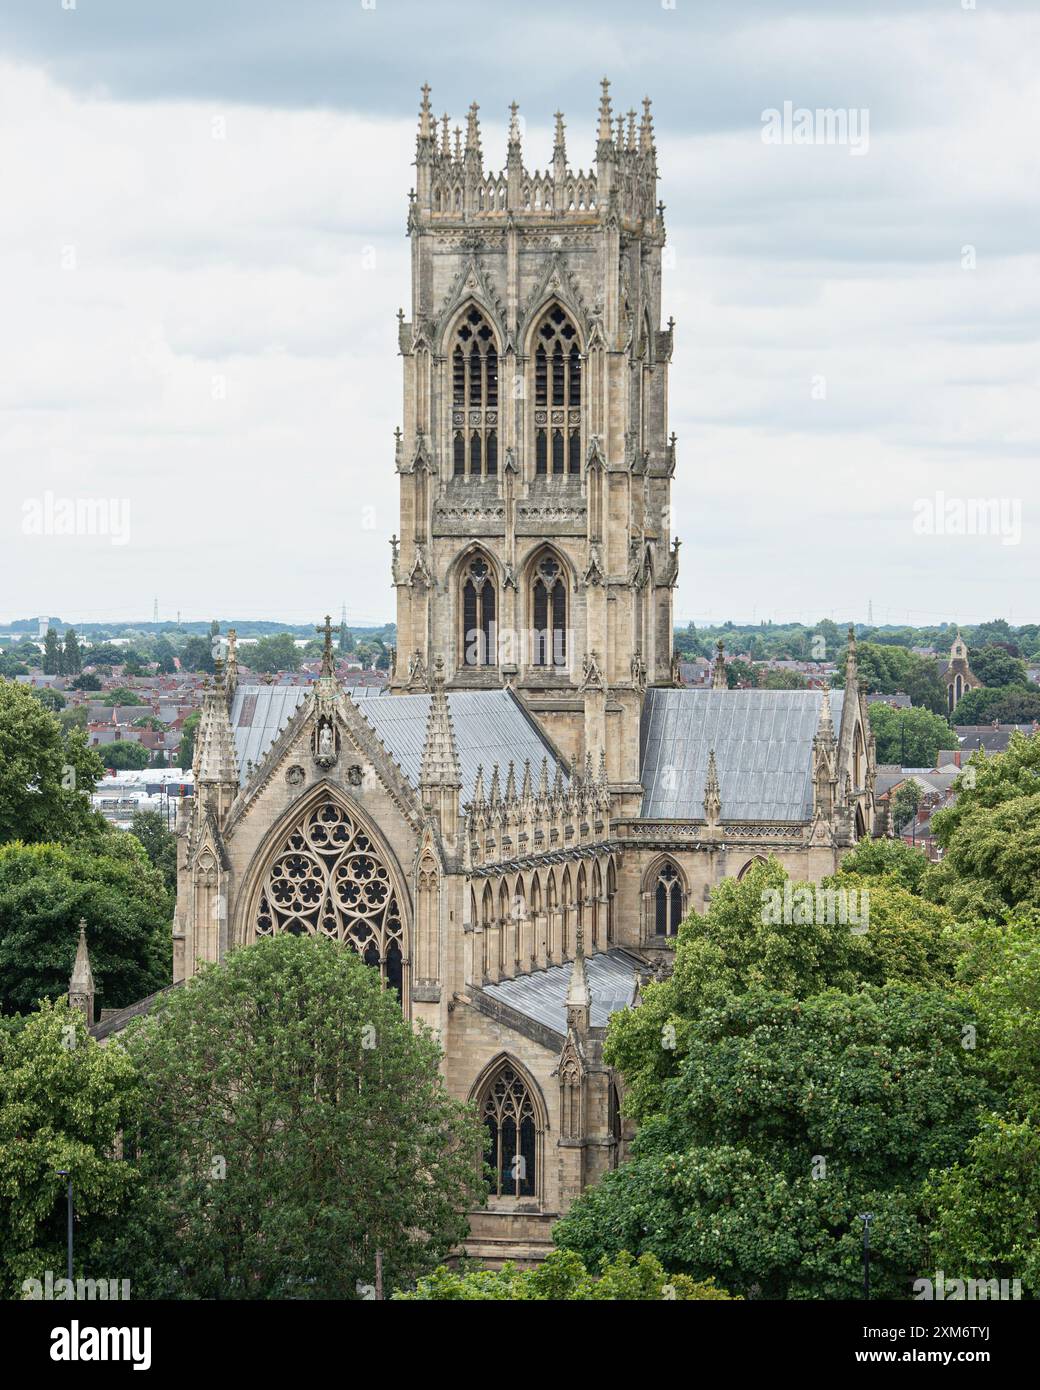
91,84,877,1265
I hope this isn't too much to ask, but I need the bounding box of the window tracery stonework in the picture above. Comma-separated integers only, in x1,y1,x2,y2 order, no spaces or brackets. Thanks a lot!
481,1063,538,1198
255,801,404,998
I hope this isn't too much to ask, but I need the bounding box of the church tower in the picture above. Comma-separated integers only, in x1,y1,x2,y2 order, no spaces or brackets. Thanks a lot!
392,81,678,802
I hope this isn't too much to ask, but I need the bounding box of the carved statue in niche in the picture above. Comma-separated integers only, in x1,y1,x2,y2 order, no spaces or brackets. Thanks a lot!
314,717,338,770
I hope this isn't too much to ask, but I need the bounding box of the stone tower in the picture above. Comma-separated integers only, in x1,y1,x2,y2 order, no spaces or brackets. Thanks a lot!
392,81,678,804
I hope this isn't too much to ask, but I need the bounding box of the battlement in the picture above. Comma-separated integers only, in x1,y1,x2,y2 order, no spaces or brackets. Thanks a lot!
413,79,661,230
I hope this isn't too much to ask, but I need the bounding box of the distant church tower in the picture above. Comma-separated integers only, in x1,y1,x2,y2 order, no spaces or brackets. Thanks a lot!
392,81,678,801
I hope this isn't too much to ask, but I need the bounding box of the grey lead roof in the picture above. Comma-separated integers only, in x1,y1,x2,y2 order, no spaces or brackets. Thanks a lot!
357,688,565,805
481,949,641,1035
229,683,565,802
232,685,308,781
639,687,845,822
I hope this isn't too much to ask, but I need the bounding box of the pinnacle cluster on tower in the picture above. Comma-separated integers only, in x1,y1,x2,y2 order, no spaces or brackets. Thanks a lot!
465,750,611,870
413,79,661,225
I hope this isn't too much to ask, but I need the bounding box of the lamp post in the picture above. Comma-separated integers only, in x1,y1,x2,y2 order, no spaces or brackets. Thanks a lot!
858,1212,874,1299
57,1170,73,1282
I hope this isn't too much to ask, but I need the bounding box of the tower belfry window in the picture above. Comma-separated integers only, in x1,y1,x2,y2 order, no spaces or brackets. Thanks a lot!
462,553,497,666
532,552,567,668
533,305,581,477
450,307,498,479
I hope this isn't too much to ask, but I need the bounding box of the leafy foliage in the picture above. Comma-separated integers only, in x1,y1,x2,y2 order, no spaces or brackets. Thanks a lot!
867,702,958,766
396,1248,736,1300
0,837,172,1015
0,1000,140,1298
0,681,105,846
115,935,485,1298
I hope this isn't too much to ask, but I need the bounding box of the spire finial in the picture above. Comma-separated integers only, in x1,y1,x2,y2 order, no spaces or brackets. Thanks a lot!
845,626,858,688
317,614,336,678
640,96,655,154
712,638,728,690
465,102,481,161
703,748,722,824
508,100,521,150
553,110,567,160
440,112,450,157
418,83,433,139
597,76,613,144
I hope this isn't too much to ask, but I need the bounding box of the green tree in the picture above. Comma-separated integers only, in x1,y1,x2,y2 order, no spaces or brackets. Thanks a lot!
179,637,214,674
562,986,991,1299
396,1249,737,1300
177,712,200,770
129,809,177,895
928,735,1040,916
102,742,151,771
890,780,921,833
867,703,958,766
117,935,484,1298
604,859,959,1122
105,687,145,706
924,1114,1040,1297
953,685,1040,725
248,633,300,674
726,658,757,688
32,687,66,712
0,1000,140,1298
968,645,1028,689
42,628,62,675
759,668,807,689
62,627,83,675
0,837,171,1015
0,682,104,846
153,637,177,674
70,673,103,691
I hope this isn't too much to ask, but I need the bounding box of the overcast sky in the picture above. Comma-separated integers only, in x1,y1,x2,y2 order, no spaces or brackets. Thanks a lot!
1,0,1037,628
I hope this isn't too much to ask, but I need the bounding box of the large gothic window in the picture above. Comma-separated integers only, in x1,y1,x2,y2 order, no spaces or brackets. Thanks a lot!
653,859,685,937
451,307,498,479
533,305,581,477
461,552,497,666
255,801,404,999
531,550,567,667
481,1063,537,1198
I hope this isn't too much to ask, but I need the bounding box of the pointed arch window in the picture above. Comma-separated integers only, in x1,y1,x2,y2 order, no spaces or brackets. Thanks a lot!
481,1063,538,1198
255,801,404,1000
653,860,685,937
532,552,567,668
450,307,498,479
533,305,581,477
462,553,497,667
